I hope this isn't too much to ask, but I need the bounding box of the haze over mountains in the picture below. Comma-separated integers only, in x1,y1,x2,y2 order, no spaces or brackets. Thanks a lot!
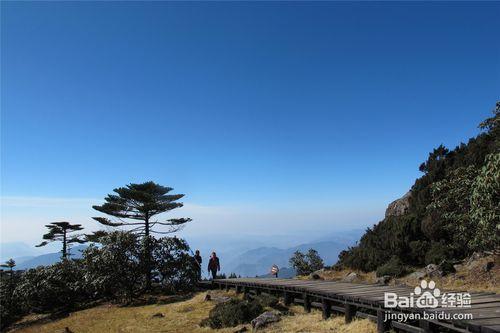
1,229,363,275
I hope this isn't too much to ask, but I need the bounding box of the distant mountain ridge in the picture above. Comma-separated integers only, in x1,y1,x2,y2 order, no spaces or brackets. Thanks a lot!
14,245,87,270
223,237,357,277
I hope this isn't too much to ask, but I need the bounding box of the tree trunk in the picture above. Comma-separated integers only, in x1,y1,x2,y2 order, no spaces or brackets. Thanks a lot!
62,229,67,259
144,213,152,290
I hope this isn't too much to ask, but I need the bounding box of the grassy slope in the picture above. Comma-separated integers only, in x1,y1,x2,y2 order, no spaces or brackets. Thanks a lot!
318,253,500,293
12,291,376,333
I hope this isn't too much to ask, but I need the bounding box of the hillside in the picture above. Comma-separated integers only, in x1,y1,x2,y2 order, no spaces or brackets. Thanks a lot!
338,104,499,275
10,290,376,333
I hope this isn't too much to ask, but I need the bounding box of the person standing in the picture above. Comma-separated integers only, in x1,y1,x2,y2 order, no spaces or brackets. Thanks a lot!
208,251,220,280
193,250,202,280
271,264,279,278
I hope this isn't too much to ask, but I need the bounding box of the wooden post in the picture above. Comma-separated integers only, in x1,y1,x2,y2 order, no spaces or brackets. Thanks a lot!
283,292,293,306
321,299,331,319
345,304,356,323
235,286,241,294
225,284,230,292
243,286,248,297
376,310,389,333
303,293,311,313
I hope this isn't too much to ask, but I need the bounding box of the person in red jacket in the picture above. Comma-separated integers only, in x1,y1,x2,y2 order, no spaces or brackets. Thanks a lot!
208,252,220,280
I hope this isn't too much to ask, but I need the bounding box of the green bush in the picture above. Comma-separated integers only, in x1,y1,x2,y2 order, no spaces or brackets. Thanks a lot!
13,260,87,314
289,249,324,276
200,299,263,328
252,294,278,308
408,240,429,266
376,256,408,277
440,260,456,275
425,241,451,265
0,271,22,330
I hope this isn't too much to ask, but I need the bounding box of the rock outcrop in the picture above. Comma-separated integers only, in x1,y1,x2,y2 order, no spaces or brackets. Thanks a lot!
251,311,281,330
385,192,411,218
342,272,358,282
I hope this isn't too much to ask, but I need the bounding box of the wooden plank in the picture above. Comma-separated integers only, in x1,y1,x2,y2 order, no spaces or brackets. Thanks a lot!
355,311,377,322
392,321,425,333
481,325,500,333
212,278,500,333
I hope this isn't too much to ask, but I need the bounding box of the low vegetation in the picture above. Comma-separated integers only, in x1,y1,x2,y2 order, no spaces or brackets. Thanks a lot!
0,182,198,331
10,291,377,333
200,298,263,328
316,251,500,294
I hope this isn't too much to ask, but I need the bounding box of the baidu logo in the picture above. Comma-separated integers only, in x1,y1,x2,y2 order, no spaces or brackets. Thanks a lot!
384,280,471,309
414,280,440,308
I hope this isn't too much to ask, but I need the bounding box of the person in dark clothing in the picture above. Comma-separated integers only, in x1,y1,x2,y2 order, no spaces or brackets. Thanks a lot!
193,250,202,280
208,252,220,280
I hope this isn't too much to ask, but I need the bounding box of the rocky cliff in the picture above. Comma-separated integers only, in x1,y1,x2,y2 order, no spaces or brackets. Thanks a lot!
385,191,411,218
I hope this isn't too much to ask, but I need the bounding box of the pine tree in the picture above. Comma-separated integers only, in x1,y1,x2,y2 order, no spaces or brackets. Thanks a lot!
92,181,191,289
0,259,16,273
36,222,86,259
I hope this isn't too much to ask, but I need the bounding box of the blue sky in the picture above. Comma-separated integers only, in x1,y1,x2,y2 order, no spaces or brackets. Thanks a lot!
1,2,499,245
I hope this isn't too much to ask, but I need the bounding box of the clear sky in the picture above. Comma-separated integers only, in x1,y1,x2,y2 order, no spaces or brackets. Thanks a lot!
1,2,499,246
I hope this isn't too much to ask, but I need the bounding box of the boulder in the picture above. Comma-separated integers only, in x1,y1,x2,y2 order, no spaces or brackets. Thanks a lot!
251,311,281,330
309,273,322,280
204,292,231,303
234,327,248,333
483,261,495,272
464,252,486,270
342,272,358,283
376,275,391,285
424,264,443,278
212,296,232,304
151,313,164,318
385,192,411,218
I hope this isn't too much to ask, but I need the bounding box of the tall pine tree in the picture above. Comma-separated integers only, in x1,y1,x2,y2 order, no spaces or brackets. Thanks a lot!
92,181,191,289
36,222,86,259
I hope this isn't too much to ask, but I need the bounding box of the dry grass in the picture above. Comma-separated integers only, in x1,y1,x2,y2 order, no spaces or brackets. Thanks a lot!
416,254,500,294
316,254,500,294
264,306,376,333
12,291,376,333
316,269,378,284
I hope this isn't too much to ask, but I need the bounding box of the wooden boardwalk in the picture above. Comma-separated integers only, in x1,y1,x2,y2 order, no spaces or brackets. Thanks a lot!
210,278,500,333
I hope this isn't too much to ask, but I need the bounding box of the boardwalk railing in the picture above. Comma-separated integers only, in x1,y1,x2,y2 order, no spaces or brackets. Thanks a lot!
208,278,500,333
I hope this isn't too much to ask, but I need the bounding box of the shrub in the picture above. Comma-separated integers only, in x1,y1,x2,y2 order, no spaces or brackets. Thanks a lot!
289,249,324,276
440,260,456,275
425,241,452,265
152,237,198,292
14,260,87,313
408,240,429,266
0,271,23,330
252,294,278,308
82,232,145,302
376,256,408,277
201,299,263,328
